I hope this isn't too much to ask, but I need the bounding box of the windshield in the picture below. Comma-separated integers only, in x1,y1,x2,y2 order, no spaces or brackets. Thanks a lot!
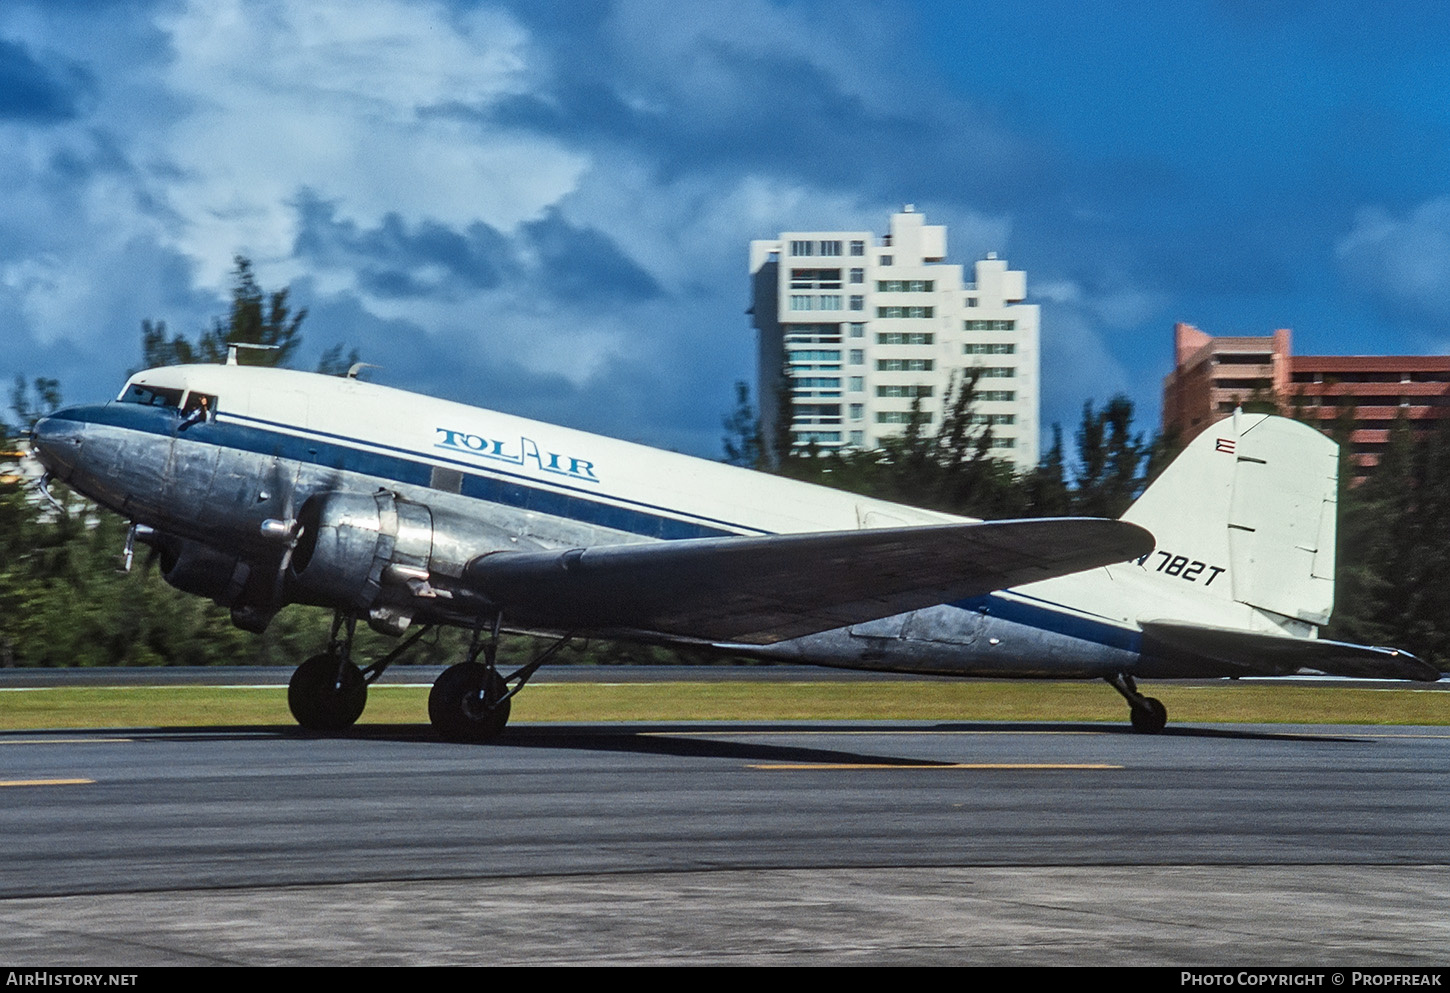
118,384,184,408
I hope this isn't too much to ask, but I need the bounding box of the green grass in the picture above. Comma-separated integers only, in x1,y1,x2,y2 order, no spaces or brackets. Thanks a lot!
0,679,1445,730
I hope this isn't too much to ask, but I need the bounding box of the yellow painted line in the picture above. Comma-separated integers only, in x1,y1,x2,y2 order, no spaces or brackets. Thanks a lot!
0,778,94,787
748,763,1121,770
0,738,133,745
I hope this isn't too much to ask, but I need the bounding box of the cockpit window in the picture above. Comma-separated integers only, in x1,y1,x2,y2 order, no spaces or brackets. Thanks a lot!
179,392,218,429
119,384,184,408
183,392,217,416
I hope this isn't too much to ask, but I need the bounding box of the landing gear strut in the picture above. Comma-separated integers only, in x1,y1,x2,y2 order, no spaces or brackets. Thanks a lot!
429,661,511,742
288,616,367,731
1107,673,1167,734
287,612,434,732
428,613,573,743
285,609,571,742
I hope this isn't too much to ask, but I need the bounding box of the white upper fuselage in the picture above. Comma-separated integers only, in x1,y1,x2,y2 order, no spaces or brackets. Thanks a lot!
125,363,961,541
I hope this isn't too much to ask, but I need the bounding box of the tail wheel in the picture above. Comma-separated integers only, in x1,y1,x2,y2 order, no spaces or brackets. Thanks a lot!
429,662,511,743
288,653,368,731
1130,697,1168,734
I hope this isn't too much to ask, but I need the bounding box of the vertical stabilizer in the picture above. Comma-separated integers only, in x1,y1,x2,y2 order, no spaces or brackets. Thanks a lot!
1122,414,1338,628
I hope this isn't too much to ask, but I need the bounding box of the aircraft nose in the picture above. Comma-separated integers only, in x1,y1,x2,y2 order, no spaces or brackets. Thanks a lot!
29,412,84,481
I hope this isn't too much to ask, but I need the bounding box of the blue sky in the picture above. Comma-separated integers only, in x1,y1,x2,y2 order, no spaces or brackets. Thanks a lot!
3,0,1449,456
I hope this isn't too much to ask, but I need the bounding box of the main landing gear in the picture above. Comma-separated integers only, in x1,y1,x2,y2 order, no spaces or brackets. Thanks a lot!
289,613,423,732
428,614,575,743
288,651,367,731
286,611,572,743
1107,673,1168,734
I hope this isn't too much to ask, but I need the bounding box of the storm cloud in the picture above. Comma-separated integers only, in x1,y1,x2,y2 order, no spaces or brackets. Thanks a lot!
2,0,1447,454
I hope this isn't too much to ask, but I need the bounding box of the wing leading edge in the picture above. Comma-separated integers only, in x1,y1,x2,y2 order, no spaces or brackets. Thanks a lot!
1140,620,1441,682
463,517,1153,644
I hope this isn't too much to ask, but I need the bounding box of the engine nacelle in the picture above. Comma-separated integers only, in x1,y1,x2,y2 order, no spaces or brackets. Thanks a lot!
288,490,433,612
155,534,282,632
288,488,532,633
158,536,253,606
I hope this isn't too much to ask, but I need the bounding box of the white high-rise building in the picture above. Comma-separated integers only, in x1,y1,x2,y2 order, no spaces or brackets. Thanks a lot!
749,206,1040,470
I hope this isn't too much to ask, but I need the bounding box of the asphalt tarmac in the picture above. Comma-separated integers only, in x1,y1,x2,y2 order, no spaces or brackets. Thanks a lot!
2,717,1448,965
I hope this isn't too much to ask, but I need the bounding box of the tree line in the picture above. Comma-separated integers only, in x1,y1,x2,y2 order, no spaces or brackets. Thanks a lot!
723,370,1178,521
1332,414,1450,664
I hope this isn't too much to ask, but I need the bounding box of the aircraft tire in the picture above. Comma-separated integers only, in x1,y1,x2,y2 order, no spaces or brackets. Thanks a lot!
288,653,368,731
429,662,511,743
1130,696,1168,734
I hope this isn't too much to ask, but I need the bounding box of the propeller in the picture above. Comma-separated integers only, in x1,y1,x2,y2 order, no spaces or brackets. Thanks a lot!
261,458,347,601
261,457,302,603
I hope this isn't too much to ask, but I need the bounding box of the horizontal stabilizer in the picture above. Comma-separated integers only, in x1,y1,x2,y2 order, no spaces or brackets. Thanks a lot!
465,518,1153,644
1140,620,1441,682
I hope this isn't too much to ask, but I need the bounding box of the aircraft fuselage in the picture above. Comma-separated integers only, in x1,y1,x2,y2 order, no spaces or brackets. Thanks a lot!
33,365,1143,678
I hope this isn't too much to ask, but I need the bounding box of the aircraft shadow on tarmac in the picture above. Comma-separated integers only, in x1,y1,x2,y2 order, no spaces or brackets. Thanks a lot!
38,720,1363,765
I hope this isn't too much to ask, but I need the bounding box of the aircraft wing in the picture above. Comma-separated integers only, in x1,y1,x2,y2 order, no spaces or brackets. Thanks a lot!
1140,620,1441,682
463,517,1153,644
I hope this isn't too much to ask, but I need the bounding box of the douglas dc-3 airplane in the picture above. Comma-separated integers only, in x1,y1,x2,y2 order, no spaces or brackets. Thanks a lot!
29,359,1439,740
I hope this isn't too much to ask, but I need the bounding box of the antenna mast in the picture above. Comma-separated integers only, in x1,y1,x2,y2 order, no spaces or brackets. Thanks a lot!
225,342,283,366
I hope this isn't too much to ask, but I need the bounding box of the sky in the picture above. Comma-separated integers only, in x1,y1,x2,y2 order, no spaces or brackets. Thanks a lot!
3,0,1450,457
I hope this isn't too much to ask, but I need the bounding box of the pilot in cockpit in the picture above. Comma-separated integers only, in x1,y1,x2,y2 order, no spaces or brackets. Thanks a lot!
179,392,214,429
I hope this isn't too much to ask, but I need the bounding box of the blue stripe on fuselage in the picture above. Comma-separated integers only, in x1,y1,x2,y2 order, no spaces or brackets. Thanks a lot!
61,403,751,541
952,592,1143,653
